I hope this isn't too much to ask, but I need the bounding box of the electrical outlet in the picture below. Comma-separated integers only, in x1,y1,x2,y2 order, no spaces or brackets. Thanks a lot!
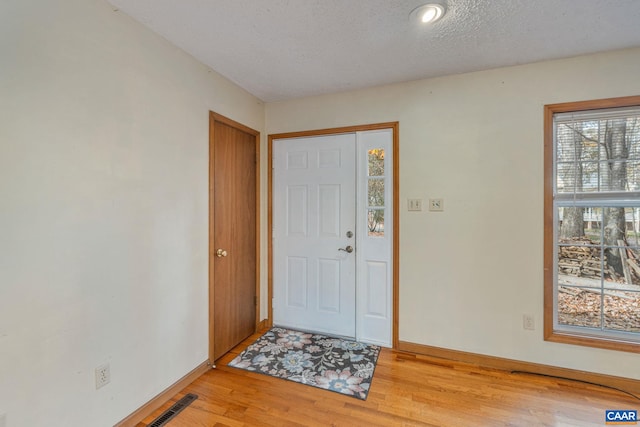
95,364,110,389
429,198,444,211
407,198,422,211
523,314,535,331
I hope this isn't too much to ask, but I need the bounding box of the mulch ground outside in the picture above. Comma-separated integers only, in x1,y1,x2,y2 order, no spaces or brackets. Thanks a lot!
558,287,640,332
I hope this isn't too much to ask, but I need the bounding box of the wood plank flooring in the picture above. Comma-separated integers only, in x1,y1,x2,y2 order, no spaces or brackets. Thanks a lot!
138,332,639,426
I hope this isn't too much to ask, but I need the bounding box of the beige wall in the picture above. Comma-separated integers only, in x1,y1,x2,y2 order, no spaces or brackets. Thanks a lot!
2,0,640,424
266,48,640,380
0,0,264,425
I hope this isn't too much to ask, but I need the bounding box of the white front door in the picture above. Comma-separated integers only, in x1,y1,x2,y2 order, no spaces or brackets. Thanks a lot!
273,133,357,337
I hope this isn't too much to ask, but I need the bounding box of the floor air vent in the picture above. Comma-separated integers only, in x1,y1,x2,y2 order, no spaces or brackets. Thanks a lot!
148,393,198,427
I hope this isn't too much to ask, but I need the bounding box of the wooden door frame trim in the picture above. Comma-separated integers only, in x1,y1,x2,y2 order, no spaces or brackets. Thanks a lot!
209,111,261,362
268,122,400,348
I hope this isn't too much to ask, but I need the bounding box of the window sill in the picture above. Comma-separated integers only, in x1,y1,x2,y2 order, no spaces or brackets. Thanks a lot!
544,328,640,354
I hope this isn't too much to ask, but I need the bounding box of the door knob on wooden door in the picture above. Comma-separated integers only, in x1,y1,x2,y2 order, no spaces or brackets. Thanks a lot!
338,246,354,253
216,249,228,257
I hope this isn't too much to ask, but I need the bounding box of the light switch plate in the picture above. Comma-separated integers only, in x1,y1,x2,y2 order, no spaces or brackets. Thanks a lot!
407,199,422,211
429,198,444,211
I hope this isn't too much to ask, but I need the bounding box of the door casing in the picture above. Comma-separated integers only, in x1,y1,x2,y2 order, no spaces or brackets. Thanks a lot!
268,122,399,348
209,111,261,362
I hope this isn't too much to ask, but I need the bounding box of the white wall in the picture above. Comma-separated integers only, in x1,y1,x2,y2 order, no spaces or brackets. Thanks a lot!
0,0,264,426
266,48,640,380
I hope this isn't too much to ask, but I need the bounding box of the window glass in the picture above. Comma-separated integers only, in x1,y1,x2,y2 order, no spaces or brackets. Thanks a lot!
367,209,384,237
368,149,384,176
368,178,384,208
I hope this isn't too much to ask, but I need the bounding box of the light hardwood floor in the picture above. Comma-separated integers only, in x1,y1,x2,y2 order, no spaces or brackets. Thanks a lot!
138,332,639,426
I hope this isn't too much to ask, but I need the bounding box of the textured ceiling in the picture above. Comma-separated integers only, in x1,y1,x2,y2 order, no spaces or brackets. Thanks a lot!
106,0,640,102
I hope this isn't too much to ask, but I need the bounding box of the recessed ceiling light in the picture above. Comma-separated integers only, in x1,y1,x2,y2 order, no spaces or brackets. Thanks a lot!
410,3,446,24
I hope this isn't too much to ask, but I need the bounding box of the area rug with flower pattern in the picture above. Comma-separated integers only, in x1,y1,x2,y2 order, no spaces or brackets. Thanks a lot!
228,327,380,400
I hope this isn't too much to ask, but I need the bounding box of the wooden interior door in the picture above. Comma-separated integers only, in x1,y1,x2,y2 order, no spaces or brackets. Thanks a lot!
210,112,259,361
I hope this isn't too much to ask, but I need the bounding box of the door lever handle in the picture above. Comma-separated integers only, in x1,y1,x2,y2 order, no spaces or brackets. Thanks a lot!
338,246,354,253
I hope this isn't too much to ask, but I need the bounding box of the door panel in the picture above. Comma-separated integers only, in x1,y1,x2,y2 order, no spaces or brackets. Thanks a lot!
318,258,340,312
287,186,308,235
364,261,387,316
273,134,356,337
286,257,307,308
211,115,257,361
319,185,340,236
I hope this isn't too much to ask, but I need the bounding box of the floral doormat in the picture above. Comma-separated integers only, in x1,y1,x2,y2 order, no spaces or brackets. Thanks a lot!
228,327,380,400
